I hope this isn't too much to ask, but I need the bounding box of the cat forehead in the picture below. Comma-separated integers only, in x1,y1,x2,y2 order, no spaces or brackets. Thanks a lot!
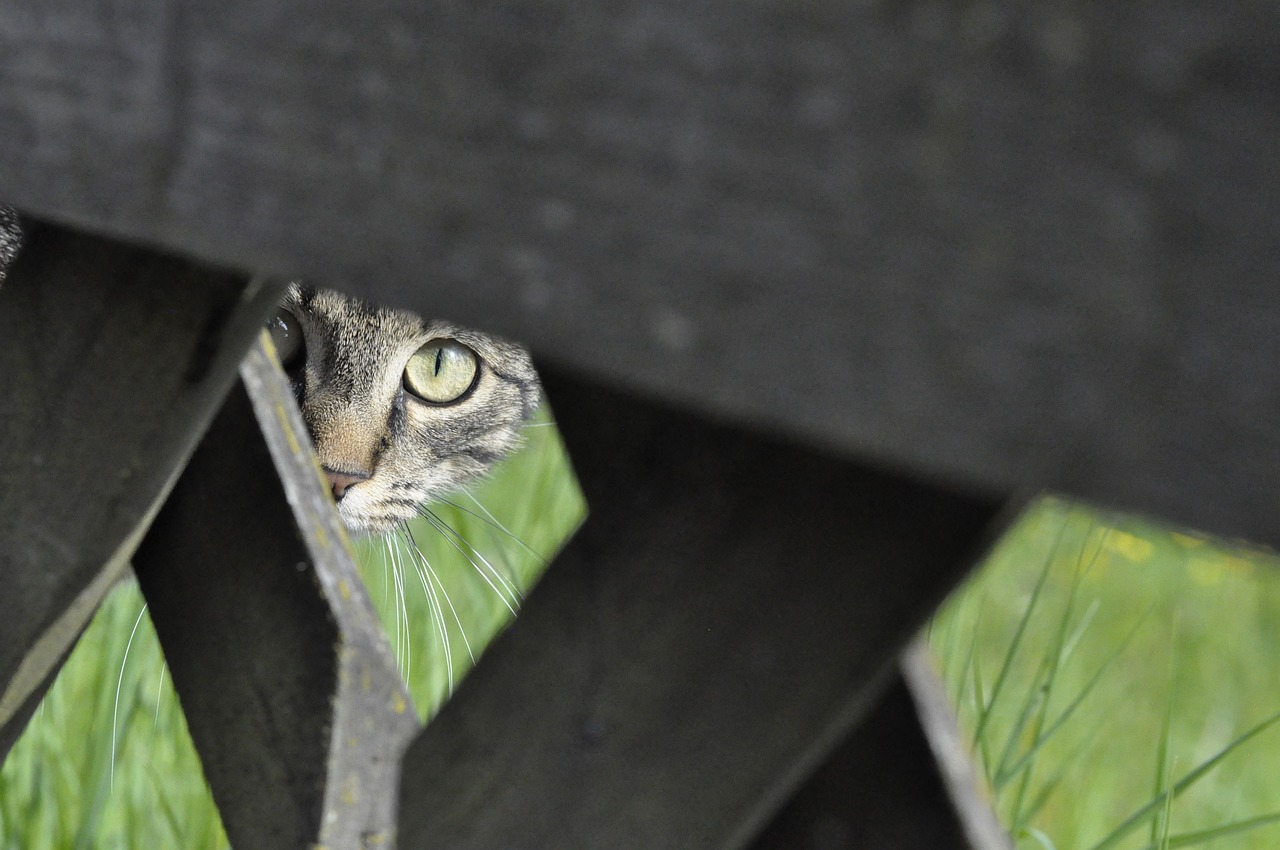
286,285,462,347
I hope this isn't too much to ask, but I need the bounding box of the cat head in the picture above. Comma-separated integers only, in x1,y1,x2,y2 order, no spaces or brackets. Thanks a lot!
269,285,540,534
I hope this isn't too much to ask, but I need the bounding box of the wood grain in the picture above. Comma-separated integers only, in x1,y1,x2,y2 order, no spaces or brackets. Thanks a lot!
0,0,1277,544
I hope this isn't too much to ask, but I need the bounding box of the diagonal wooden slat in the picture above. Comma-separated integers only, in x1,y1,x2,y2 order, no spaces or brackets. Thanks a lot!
748,643,1011,850
131,337,420,850
901,641,1012,850
397,368,1008,848
0,220,282,759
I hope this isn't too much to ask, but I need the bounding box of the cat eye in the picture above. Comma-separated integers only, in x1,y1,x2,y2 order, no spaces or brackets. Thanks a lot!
403,340,479,404
265,308,305,369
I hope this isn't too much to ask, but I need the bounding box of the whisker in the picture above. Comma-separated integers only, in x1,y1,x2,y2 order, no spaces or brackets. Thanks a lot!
420,503,524,605
438,494,548,568
112,602,149,792
403,526,477,667
399,524,454,692
418,508,521,615
387,535,412,682
154,662,167,729
377,535,391,612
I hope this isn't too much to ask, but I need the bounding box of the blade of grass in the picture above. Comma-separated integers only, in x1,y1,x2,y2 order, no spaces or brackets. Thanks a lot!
1086,705,1280,850
996,604,1154,788
1022,826,1059,850
1017,660,1152,830
1134,811,1280,850
951,595,985,713
971,643,995,785
995,538,1099,802
1151,625,1178,848
971,516,1072,747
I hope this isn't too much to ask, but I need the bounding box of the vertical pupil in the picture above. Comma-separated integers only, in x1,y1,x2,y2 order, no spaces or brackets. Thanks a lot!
434,347,444,376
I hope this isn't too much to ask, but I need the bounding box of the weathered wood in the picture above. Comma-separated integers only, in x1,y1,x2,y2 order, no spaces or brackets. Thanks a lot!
748,646,1011,850
902,641,1011,850
0,223,281,758
132,338,420,850
1,0,1278,545
398,368,1005,848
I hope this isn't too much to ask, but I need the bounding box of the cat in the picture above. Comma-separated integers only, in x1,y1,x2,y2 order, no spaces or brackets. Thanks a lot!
269,284,541,534
0,208,541,535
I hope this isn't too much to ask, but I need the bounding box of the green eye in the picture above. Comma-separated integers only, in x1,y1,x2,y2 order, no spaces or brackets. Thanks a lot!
266,309,304,368
404,340,479,403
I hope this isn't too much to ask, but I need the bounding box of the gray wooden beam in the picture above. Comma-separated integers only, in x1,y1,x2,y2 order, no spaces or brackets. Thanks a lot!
132,338,420,850
1,0,1278,545
0,221,281,759
398,368,1006,848
748,647,1011,850
902,641,1012,850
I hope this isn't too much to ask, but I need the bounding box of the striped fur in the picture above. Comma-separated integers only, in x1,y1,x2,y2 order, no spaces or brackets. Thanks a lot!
278,285,541,533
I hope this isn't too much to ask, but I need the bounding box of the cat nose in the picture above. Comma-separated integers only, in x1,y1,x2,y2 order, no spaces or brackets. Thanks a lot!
323,468,371,502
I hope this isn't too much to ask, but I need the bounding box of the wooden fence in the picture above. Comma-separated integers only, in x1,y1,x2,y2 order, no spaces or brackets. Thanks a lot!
1,0,1277,846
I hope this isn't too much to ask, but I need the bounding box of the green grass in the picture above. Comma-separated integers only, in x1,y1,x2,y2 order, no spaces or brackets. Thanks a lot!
4,434,1280,848
930,497,1280,850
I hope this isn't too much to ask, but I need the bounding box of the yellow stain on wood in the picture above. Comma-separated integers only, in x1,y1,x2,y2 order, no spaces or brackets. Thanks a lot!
393,693,408,715
335,522,357,558
258,328,281,364
313,521,329,549
274,402,303,457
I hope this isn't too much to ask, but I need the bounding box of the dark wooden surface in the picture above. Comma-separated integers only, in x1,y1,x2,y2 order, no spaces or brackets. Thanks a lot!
0,224,281,758
398,369,1004,848
1,0,1278,546
133,340,419,850
749,646,1011,850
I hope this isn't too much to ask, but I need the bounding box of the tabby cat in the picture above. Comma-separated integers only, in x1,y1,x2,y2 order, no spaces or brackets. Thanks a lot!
268,285,541,533
0,208,541,533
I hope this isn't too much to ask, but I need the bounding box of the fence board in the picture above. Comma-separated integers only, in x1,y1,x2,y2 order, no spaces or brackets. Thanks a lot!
132,338,420,850
0,223,281,758
0,0,1278,544
748,647,1011,850
398,368,1005,848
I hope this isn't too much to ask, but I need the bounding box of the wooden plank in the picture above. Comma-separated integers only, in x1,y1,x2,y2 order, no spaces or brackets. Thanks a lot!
748,648,1011,850
0,221,281,758
132,338,420,850
398,369,1005,848
902,641,1012,850
1,1,1278,544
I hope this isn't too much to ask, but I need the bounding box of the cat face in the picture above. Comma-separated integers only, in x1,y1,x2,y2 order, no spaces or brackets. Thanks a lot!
269,285,540,534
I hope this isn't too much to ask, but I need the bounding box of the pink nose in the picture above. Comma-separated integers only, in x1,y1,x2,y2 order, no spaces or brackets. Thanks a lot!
324,469,370,501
